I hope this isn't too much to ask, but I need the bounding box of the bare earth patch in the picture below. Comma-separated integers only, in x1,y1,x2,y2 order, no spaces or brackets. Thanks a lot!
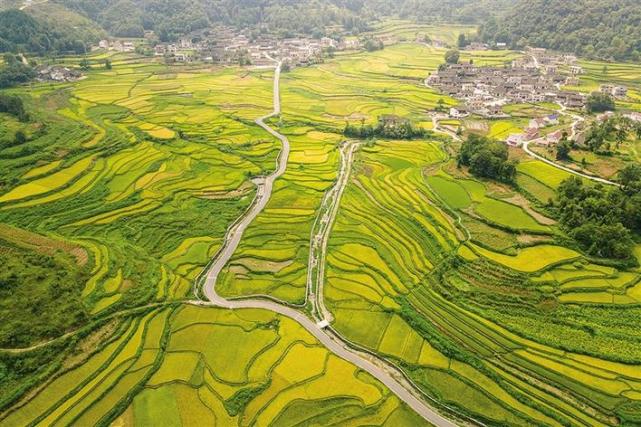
197,181,254,200
517,234,554,244
0,224,89,266
503,195,556,225
235,257,293,273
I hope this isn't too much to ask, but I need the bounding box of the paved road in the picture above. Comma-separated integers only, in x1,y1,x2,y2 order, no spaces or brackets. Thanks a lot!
522,139,618,186
200,61,458,426
522,104,619,187
431,114,462,141
202,60,290,301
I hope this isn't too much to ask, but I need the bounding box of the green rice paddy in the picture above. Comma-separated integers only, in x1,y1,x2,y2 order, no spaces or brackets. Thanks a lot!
2,21,641,426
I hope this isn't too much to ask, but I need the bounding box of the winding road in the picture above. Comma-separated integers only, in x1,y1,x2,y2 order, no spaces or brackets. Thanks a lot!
198,60,458,426
522,104,619,186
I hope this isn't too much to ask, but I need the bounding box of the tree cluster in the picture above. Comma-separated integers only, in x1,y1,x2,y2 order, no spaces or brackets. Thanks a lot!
49,0,513,43
363,37,384,52
584,115,641,153
457,134,518,183
0,54,36,89
480,0,641,61
0,94,29,122
444,49,460,64
586,92,615,114
556,168,641,259
0,8,101,55
555,132,572,161
343,116,429,140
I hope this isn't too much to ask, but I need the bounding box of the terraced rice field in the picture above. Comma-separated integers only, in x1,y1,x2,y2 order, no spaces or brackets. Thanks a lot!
0,305,421,426
0,62,278,316
2,25,641,427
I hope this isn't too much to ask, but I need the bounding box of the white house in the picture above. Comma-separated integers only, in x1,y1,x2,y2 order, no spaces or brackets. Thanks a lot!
449,107,468,118
506,134,524,147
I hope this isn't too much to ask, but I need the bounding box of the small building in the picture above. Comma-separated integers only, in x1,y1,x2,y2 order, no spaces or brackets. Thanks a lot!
529,117,547,129
545,130,564,145
569,65,583,75
613,86,628,97
524,127,540,140
597,111,615,122
506,134,524,147
545,114,559,125
565,76,580,86
320,37,337,48
449,107,468,118
317,320,330,329
625,112,641,123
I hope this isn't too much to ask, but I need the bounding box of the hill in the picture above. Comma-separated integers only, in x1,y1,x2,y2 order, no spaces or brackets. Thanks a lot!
53,0,511,40
0,7,104,54
0,0,513,48
480,0,641,61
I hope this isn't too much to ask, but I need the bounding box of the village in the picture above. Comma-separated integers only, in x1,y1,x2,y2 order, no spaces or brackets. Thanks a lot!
95,26,367,68
426,47,632,148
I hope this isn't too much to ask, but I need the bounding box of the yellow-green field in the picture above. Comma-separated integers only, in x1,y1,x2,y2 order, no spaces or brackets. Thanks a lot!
2,22,641,427
1,305,422,426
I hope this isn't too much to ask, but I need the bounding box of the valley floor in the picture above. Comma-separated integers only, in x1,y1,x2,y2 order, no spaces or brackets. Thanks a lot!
1,21,641,426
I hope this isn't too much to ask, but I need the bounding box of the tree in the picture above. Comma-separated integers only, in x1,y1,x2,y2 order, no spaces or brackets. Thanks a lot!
457,34,467,48
556,134,572,160
619,164,641,195
104,59,112,70
14,130,26,144
444,49,460,64
0,94,29,121
586,92,615,113
79,58,91,70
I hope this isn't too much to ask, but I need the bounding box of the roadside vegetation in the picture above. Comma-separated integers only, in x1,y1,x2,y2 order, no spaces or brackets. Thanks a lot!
555,168,641,259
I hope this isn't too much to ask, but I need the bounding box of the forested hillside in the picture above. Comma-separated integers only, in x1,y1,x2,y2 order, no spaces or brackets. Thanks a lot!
0,7,104,54
480,0,641,61
53,0,511,40
0,0,513,48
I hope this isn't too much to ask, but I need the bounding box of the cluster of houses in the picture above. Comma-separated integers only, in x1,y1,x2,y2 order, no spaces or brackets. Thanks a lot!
36,66,82,83
427,59,587,119
506,114,565,147
599,84,628,98
93,26,401,69
96,27,365,68
97,39,136,53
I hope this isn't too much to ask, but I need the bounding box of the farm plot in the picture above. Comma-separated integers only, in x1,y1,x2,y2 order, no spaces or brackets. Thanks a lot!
217,128,341,304
0,61,279,323
0,305,426,426
426,170,554,250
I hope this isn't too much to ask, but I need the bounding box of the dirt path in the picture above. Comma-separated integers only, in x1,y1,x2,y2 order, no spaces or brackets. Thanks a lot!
307,140,361,322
